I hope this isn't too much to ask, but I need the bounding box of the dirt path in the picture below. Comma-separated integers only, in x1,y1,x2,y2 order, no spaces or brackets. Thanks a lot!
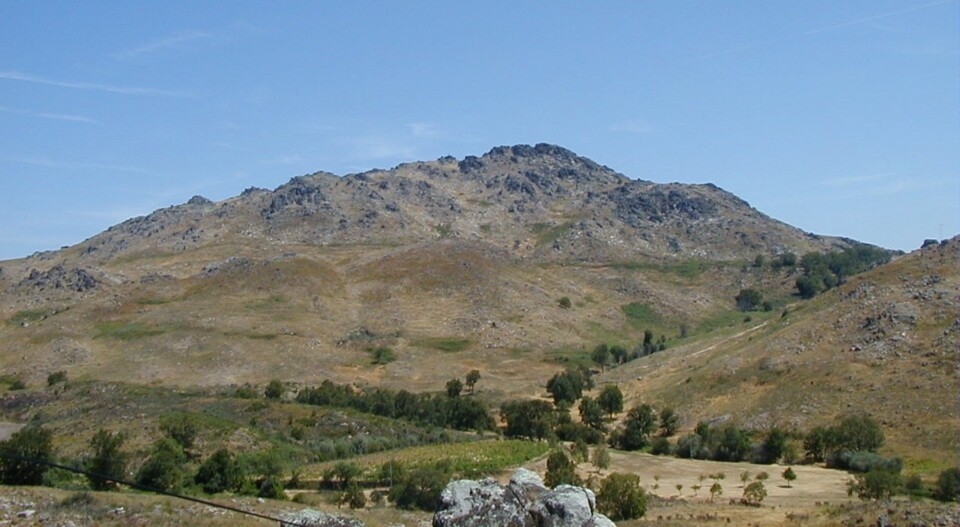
0,422,24,441
685,321,768,360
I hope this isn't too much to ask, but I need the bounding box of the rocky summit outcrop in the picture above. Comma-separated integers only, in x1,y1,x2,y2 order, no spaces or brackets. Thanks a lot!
433,468,615,527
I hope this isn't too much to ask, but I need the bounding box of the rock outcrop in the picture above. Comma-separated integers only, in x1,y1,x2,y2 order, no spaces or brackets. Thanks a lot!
433,468,615,527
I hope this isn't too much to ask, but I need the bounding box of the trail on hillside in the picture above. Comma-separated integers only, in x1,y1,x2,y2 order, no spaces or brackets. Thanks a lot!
686,321,769,360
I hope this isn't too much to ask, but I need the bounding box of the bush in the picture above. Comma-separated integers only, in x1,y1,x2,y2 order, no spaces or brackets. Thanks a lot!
264,379,285,399
545,450,581,487
195,448,245,494
257,476,286,500
558,297,572,309
159,413,200,450
827,451,902,473
389,466,448,511
0,425,54,485
650,436,673,456
86,429,128,491
735,288,764,312
47,371,68,386
369,346,396,365
742,481,767,505
597,473,646,520
136,438,187,492
848,469,901,501
935,467,959,502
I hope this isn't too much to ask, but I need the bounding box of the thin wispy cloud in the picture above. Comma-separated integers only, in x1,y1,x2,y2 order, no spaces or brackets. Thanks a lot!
1,155,158,175
113,30,212,59
823,172,894,187
691,0,957,61
0,105,98,124
408,122,440,138
0,70,190,97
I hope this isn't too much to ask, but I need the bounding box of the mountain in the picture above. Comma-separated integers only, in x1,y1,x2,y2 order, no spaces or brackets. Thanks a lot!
0,143,954,465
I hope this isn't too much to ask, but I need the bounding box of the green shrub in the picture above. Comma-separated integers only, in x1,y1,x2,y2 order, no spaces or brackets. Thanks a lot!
47,371,68,386
597,473,646,520
0,425,54,485
935,467,959,502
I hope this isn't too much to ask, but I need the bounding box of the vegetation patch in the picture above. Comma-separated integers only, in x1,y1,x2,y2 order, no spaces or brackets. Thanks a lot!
94,321,164,340
531,222,575,247
9,308,62,326
621,302,661,328
610,258,710,279
414,337,471,353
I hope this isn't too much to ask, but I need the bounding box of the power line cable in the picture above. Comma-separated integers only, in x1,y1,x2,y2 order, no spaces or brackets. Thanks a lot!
0,451,313,526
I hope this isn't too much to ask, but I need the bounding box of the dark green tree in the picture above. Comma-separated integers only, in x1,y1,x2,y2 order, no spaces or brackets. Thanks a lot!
0,425,54,485
782,467,797,488
545,449,581,487
935,467,959,502
757,427,787,464
597,385,624,417
389,466,448,511
136,438,188,492
735,288,764,311
159,413,200,450
803,426,830,462
445,378,463,399
848,469,901,501
501,400,556,440
465,369,481,393
264,379,285,399
195,448,245,494
597,473,646,520
86,429,128,491
619,404,657,450
659,407,680,437
591,344,610,371
578,397,605,430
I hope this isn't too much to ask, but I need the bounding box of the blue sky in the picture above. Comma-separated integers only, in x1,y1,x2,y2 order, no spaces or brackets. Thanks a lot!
1,1,957,260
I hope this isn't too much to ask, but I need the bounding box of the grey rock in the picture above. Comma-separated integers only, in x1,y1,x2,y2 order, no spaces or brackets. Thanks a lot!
434,469,616,527
281,509,365,527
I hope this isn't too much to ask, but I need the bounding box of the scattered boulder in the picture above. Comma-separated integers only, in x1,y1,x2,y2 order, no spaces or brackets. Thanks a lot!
433,468,616,527
280,509,365,527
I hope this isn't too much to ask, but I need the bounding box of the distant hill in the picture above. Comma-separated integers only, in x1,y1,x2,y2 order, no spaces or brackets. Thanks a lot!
4,144,953,469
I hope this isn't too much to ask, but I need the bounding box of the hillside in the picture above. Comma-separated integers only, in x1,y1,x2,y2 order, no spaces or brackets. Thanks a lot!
600,237,959,468
0,144,854,394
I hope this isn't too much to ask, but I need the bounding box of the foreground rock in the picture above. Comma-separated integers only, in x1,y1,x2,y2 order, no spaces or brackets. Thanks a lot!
281,509,365,527
433,468,615,527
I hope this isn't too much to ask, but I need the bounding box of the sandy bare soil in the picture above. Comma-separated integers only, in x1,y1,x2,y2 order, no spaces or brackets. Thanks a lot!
0,422,24,441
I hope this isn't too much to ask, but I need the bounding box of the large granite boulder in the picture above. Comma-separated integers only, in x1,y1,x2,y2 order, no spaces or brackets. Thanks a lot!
433,468,615,527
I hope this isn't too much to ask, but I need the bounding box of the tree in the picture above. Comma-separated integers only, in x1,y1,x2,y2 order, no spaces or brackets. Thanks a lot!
545,450,581,488
159,413,200,450
136,438,188,491
609,345,629,365
758,427,787,464
265,379,285,399
0,425,54,485
833,415,884,452
389,466,448,511
740,471,751,487
342,483,366,509
709,482,723,502
501,400,556,441
597,385,624,417
735,288,764,311
591,344,610,372
934,467,959,502
571,437,589,463
546,367,592,408
619,404,657,450
445,378,463,398
591,444,610,474
324,461,362,490
743,481,767,505
756,471,769,482
465,370,481,393
370,346,395,365
578,397,605,431
195,448,245,494
796,276,822,299
86,429,128,491
597,473,646,520
659,407,680,437
848,469,901,501
782,467,797,488
803,426,830,462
